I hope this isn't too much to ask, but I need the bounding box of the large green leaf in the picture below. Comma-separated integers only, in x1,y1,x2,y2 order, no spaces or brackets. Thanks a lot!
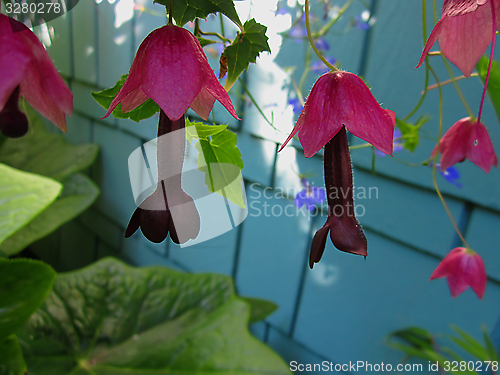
0,259,56,375
92,75,161,123
477,56,500,125
223,19,270,90
193,124,245,208
18,257,289,375
154,0,242,29
0,106,98,181
0,163,62,246
0,173,99,256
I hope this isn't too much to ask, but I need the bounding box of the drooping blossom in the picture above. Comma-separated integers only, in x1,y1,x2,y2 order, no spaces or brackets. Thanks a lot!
104,24,238,122
294,177,326,211
0,15,72,137
417,0,500,77
309,127,367,268
375,128,403,156
126,111,200,244
279,71,395,158
430,247,487,299
431,117,497,173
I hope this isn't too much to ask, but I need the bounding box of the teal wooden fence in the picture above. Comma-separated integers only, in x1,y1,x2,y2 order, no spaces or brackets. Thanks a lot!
26,0,500,373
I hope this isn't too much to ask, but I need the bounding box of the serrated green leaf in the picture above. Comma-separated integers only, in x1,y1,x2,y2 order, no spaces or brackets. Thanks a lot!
0,106,99,181
186,118,227,143
18,257,290,375
477,56,500,125
92,75,160,122
194,129,245,208
0,174,99,256
224,19,271,90
242,297,278,324
0,163,62,246
153,0,242,29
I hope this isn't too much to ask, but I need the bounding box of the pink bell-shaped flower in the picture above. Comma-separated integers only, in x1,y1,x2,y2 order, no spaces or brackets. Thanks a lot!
417,0,500,77
104,24,238,122
279,71,395,157
430,247,487,299
0,15,73,137
431,117,498,173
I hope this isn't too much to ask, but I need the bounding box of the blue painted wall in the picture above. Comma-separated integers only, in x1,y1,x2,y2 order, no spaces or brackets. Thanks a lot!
29,0,500,373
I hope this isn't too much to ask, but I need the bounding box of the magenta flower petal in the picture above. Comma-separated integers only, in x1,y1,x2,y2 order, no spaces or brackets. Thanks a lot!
280,71,395,158
432,117,497,173
417,0,497,78
105,24,238,121
0,15,72,133
430,247,487,299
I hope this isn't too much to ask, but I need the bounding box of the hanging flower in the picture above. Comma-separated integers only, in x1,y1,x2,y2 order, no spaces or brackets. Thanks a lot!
103,24,238,122
279,71,395,157
431,117,497,173
0,15,72,137
309,127,367,268
417,0,500,77
125,111,200,244
430,247,487,299
294,177,326,211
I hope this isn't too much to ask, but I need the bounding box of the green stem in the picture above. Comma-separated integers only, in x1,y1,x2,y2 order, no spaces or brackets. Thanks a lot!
198,30,231,43
168,0,173,24
442,58,474,118
314,0,355,38
305,0,338,72
238,77,278,131
428,63,471,250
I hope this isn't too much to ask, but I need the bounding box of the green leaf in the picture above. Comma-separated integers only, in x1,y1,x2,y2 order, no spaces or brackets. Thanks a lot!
482,325,499,361
477,56,500,125
450,325,489,361
0,335,27,375
194,128,245,208
396,116,428,153
0,106,99,181
0,163,62,246
388,326,434,350
0,174,99,256
0,259,56,375
153,0,242,29
242,297,278,324
223,19,271,90
19,257,290,375
92,75,160,122
185,118,227,143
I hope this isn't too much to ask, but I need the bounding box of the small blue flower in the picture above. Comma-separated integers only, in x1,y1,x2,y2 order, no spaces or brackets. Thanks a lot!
275,7,289,16
431,163,462,188
295,177,326,211
310,57,337,75
355,14,370,30
375,128,403,156
315,37,330,51
288,97,303,114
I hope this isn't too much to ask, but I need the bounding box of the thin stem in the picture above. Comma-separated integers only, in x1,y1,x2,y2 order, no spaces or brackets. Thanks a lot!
238,77,278,131
168,0,173,24
305,0,338,72
219,13,225,37
442,58,474,118
198,30,232,43
403,0,430,121
477,0,497,124
314,0,355,38
424,74,477,92
428,63,471,249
